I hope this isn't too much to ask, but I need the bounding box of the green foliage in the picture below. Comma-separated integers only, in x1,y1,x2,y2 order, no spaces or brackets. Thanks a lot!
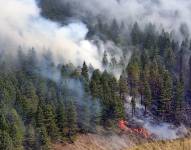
131,22,142,45
43,104,59,141
0,18,190,149
90,69,102,98
36,127,50,150
159,69,173,120
65,100,77,140
81,61,89,81
143,80,152,113
127,55,140,97
55,103,67,136
119,73,128,100
0,130,13,150
173,79,184,121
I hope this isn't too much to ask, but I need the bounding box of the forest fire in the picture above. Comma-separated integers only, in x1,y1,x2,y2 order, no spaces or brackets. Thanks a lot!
118,120,151,138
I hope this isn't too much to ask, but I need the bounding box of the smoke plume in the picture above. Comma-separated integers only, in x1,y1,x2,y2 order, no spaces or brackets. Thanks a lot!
59,0,191,39
0,0,105,69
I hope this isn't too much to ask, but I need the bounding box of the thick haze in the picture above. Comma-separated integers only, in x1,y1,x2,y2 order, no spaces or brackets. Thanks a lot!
1,0,191,70
60,0,191,39
0,0,104,69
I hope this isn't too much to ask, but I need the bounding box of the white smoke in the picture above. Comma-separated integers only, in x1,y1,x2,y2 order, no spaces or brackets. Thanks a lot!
125,96,188,140
60,0,191,38
144,122,188,140
0,0,105,69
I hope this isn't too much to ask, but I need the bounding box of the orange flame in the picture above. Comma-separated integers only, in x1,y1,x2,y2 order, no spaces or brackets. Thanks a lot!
118,120,151,138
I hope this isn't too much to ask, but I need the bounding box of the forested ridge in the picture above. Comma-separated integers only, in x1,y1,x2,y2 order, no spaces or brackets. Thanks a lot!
0,0,191,150
0,22,191,149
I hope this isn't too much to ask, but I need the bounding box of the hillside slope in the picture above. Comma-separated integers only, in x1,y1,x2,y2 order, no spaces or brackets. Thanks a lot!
53,133,146,150
127,138,191,150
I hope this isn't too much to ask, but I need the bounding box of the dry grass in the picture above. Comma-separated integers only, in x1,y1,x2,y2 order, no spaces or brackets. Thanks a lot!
127,138,191,150
52,133,137,150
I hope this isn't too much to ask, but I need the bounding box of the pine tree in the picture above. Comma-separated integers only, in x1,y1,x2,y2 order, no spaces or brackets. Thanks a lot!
159,69,173,120
66,100,77,141
8,109,24,150
127,56,140,97
164,47,175,70
90,69,102,98
24,125,36,150
77,100,90,133
81,62,89,93
131,96,136,117
43,105,59,141
36,105,44,128
143,80,152,114
56,103,67,136
158,29,171,56
81,61,89,81
36,127,50,150
89,100,101,132
0,130,13,150
131,22,142,45
119,73,128,100
174,79,184,121
0,113,9,131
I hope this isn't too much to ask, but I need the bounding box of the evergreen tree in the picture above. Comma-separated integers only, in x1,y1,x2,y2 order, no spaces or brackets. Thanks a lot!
90,69,102,98
66,100,77,141
158,29,171,56
81,61,89,81
81,62,89,93
127,56,140,97
24,125,36,150
89,100,101,132
77,100,90,133
8,109,24,150
36,127,50,150
131,22,142,45
0,130,13,150
43,105,59,141
174,79,184,121
56,103,67,136
36,105,44,128
131,96,136,117
159,69,173,120
164,47,175,70
143,80,152,114
119,74,128,100
0,113,9,131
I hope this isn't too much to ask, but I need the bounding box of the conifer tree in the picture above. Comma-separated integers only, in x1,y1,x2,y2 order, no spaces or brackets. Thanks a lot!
36,127,50,150
56,103,67,136
66,100,77,141
119,73,128,100
0,130,13,150
159,69,173,120
36,105,44,128
174,79,184,121
90,69,102,98
143,80,152,114
81,61,89,81
43,105,59,141
131,22,142,45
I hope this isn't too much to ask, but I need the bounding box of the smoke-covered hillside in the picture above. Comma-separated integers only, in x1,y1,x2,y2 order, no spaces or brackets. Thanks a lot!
0,0,191,150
